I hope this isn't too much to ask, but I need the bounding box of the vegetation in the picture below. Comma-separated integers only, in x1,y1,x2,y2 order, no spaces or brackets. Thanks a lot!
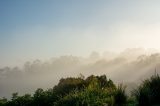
132,74,160,106
0,74,160,106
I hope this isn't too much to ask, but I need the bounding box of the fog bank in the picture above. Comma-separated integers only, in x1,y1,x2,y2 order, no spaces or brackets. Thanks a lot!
0,48,160,98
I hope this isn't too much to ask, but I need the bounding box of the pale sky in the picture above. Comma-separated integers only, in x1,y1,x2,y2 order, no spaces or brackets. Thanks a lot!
1,0,160,67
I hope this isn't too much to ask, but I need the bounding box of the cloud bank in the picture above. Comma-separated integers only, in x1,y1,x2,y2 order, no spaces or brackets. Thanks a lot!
0,48,160,98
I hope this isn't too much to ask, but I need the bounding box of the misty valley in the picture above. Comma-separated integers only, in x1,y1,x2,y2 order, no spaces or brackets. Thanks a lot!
2,0,160,105
0,49,160,106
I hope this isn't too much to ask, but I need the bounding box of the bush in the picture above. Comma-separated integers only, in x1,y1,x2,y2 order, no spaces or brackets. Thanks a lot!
114,84,127,106
132,74,160,106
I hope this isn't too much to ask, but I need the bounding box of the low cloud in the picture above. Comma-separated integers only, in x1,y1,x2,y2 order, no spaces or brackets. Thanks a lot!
0,48,160,98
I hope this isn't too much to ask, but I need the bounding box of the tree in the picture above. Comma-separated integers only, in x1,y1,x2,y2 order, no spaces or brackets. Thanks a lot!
0,97,7,106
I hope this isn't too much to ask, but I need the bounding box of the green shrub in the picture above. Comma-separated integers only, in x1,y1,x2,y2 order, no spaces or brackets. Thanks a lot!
114,84,127,106
132,74,160,106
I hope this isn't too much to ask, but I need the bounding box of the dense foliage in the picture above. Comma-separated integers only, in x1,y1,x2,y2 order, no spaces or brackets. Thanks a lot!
0,74,160,106
132,74,160,106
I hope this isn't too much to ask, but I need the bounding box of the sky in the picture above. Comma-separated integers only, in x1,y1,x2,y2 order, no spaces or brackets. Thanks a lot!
1,0,160,67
